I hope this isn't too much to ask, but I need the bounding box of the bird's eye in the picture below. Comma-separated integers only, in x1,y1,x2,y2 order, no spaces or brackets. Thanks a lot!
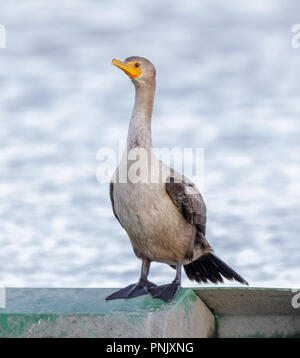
135,63,140,67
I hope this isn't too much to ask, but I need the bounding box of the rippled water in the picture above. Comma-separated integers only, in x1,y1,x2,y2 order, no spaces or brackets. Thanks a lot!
0,1,300,288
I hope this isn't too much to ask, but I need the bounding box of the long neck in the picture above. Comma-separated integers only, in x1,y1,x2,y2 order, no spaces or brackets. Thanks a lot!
127,79,155,151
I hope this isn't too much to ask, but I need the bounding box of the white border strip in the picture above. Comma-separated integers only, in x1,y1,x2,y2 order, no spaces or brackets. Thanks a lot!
0,287,6,308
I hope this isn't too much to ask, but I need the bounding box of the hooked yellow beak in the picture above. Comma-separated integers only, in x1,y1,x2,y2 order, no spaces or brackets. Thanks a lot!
112,58,141,79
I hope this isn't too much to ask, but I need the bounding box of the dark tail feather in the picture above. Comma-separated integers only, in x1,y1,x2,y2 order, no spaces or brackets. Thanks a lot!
184,252,249,285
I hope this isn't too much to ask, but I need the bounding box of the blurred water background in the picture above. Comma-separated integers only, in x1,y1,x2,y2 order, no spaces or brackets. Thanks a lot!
0,0,300,288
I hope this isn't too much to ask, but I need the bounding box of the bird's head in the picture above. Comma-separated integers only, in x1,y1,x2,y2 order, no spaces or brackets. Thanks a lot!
112,56,156,87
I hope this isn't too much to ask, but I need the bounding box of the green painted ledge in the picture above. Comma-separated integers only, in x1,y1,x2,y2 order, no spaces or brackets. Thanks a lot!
0,287,299,338
0,288,215,338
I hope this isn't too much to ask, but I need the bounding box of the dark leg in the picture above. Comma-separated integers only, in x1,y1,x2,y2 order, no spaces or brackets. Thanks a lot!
106,258,156,300
149,261,182,303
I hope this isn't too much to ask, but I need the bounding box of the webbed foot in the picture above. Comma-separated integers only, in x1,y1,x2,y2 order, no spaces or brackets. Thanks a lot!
106,279,157,300
149,280,181,303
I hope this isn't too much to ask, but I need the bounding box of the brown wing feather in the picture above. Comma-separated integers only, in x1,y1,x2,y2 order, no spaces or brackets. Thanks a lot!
165,174,211,262
165,176,206,236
